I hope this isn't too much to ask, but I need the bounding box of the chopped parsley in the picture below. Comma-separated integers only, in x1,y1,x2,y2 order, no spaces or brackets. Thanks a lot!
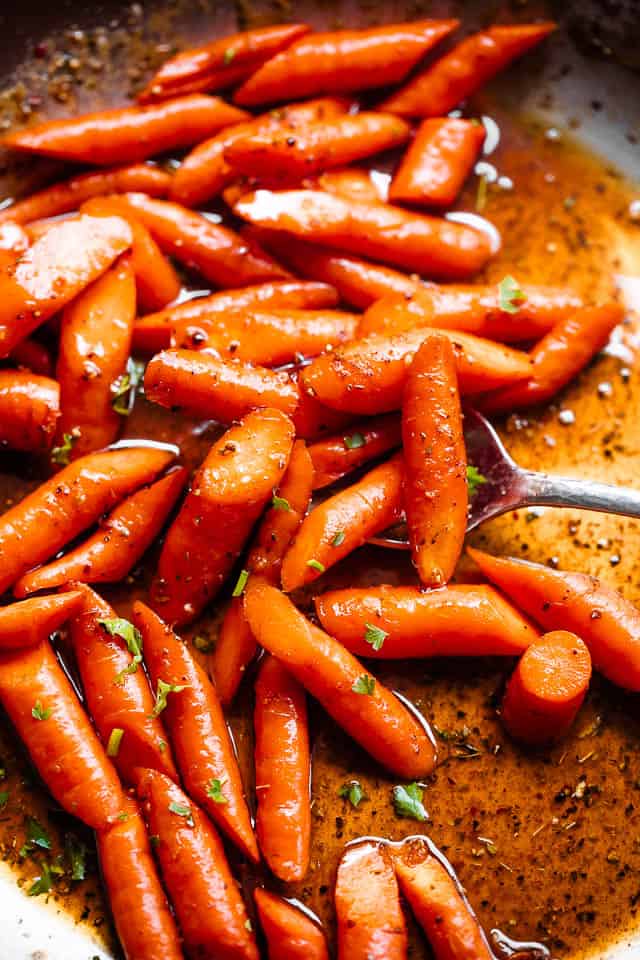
51,433,75,466
331,530,346,547
28,862,53,897
272,493,290,512
192,634,214,653
0,791,8,810
111,358,145,416
466,465,488,497
31,701,51,721
343,432,365,450
106,728,124,757
498,275,525,314
232,568,250,597
352,675,375,695
306,559,325,573
168,801,194,826
364,623,388,652
99,618,143,683
339,780,364,807
25,817,51,851
223,47,236,65
392,782,428,822
151,679,186,718
65,834,87,881
206,778,228,805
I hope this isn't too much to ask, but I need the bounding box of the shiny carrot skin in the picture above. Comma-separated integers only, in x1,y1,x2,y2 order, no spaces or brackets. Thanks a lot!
389,118,486,207
151,408,294,625
97,799,183,960
0,220,30,253
234,20,459,105
4,94,249,165
309,414,401,489
315,584,538,658
335,840,408,960
137,768,259,960
0,214,132,357
382,23,556,117
56,255,136,458
316,167,385,204
234,188,495,280
0,370,59,452
10,338,53,377
467,547,640,691
0,591,84,649
254,655,310,881
480,303,623,413
292,388,355,440
0,638,125,829
15,467,186,596
212,597,257,707
244,579,437,778
0,445,173,595
281,452,404,592
255,888,329,960
132,601,258,862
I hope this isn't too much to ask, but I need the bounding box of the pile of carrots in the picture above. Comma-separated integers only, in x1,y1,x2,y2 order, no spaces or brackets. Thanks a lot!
0,14,634,960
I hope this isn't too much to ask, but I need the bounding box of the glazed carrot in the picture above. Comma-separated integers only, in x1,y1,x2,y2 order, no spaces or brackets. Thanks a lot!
0,638,125,829
316,167,384,204
0,591,84,649
10,338,53,377
254,655,310,881
14,467,186,596
0,370,59,452
139,24,310,102
136,768,259,960
234,20,459,105
4,94,249,165
292,388,355,440
301,327,532,414
467,547,640,691
255,888,329,960
234,189,495,279
480,303,624,413
389,118,486,207
315,584,538,658
0,214,132,357
392,837,493,960
0,164,171,226
97,799,183,960
244,579,436,778
308,414,402,489
132,601,258,862
0,221,30,269
0,445,173,595
56,255,136,457
335,840,408,960
151,408,294,625
212,598,257,707
382,23,556,117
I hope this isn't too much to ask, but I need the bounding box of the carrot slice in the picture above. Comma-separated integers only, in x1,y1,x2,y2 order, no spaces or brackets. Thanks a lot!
382,23,556,117
0,370,59,451
308,414,401,489
244,579,437,778
255,888,329,960
10,338,53,377
0,591,84,649
132,601,258,862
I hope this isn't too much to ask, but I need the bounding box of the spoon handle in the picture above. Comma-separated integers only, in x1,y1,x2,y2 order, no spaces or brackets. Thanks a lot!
523,471,640,519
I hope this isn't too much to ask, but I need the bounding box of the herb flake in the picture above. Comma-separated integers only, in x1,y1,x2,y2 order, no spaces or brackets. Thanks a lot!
306,559,325,573
392,782,428,822
352,674,375,695
151,679,186,718
106,728,124,757
272,494,290,512
339,780,364,807
51,433,75,466
99,617,143,682
206,778,228,805
168,801,194,826
498,275,525,314
364,623,388,652
466,465,488,497
331,530,346,548
232,568,250,597
343,432,365,450
32,701,51,721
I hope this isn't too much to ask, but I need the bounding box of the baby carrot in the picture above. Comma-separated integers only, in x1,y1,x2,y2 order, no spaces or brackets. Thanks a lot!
0,591,84,649
254,655,310,881
315,584,538,658
281,452,404,592
14,467,186,596
0,444,173,595
467,547,640,691
316,167,385,204
132,601,258,862
0,220,29,255
97,798,183,960
389,118,486,207
136,768,259,960
382,23,556,117
151,408,294,625
335,840,408,960
501,630,591,745
4,94,249,165
0,370,59,452
234,20,459,105
292,388,355,440
212,598,256,707
244,579,437,778
10,338,53,377
254,888,329,960
0,638,125,829
308,414,402,489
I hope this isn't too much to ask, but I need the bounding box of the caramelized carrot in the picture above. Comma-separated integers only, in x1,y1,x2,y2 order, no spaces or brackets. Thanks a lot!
0,221,30,271
292,388,355,440
308,414,401,489
317,167,385,204
151,408,293,625
212,598,257,707
10,338,53,377
0,591,84,649
132,601,258,862
255,888,329,960
234,20,459,105
382,23,556,117
0,370,59,452
244,579,437,778
136,768,259,960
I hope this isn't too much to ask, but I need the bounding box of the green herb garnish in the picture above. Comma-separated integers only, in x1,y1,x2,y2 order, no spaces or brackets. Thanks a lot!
498,275,525,314
32,701,51,721
206,778,228,805
51,433,75,466
343,433,365,450
151,679,186,718
352,675,375,695
466,464,488,497
339,780,364,807
392,782,428,822
364,623,388,652
232,569,250,597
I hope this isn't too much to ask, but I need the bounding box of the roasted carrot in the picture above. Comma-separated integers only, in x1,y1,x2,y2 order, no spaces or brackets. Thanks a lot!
212,597,257,707
0,444,173,595
0,370,59,452
254,655,310,881
136,767,259,960
0,591,84,649
234,188,495,279
315,584,538,658
467,547,640,691
244,579,437,778
255,888,329,960
308,414,401,489
0,638,125,829
132,601,258,861
10,338,53,377
0,214,132,357
335,840,408,960
97,798,183,960
317,167,385,205
292,388,355,440
234,20,459,105
4,94,249,165
389,118,486,207
281,452,404,592
151,408,294,625
479,303,624,413
0,221,30,269
382,23,556,117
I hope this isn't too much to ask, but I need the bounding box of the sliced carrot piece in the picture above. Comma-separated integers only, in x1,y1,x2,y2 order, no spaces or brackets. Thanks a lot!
0,370,59,451
10,338,53,377
308,414,401,489
255,888,329,960
0,591,84,649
